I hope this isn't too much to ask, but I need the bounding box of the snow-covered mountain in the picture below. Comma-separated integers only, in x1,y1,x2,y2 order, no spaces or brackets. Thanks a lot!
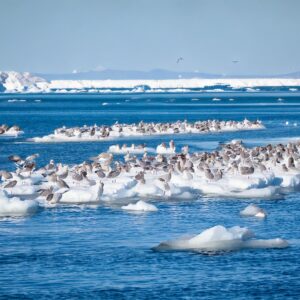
0,71,48,93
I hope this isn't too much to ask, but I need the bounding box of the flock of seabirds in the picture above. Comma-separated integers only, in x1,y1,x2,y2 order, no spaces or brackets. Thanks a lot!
0,124,23,136
30,119,264,142
0,118,296,251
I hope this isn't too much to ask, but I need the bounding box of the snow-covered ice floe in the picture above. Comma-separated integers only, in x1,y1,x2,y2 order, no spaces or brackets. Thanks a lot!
108,144,154,154
29,119,264,143
0,124,23,137
0,190,38,217
240,204,267,218
154,225,288,253
156,141,176,154
3,139,300,206
121,200,158,212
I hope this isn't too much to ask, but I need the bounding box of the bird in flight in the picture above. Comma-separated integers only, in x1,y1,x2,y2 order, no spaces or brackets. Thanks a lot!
232,60,239,63
176,57,184,64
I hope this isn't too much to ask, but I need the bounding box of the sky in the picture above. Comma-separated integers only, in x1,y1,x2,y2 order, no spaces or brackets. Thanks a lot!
0,0,299,75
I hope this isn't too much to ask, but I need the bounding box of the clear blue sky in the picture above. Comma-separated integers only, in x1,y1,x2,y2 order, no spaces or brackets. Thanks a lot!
0,0,299,75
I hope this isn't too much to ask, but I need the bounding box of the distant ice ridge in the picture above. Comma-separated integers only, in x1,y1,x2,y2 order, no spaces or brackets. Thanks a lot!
0,71,48,93
1,71,300,93
48,78,300,90
154,225,288,252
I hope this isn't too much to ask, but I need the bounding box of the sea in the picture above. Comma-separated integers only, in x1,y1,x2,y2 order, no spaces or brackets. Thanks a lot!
0,91,300,299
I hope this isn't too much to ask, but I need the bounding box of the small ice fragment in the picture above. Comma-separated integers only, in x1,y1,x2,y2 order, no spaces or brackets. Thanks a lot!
121,200,158,212
240,204,267,218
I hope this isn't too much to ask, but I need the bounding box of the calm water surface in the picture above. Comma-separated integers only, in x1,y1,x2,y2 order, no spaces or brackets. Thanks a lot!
0,93,299,299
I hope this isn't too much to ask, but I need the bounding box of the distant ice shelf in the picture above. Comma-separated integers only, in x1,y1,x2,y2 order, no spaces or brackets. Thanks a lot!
48,78,300,90
1,71,300,93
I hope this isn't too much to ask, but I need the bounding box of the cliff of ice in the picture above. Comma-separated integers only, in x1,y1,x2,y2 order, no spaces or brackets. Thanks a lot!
0,71,48,93
1,70,300,93
48,78,300,90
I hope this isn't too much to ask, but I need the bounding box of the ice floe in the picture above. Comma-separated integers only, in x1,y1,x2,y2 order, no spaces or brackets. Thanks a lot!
29,119,264,143
121,200,158,212
108,144,153,154
0,190,38,217
156,141,176,154
240,204,267,218
0,124,23,137
154,225,288,252
2,139,300,206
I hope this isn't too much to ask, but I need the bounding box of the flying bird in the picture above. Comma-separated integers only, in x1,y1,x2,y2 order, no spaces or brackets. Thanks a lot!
232,60,239,63
176,57,184,64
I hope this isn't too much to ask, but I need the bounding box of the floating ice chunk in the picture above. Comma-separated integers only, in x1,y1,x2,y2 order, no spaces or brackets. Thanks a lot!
0,125,24,137
230,139,242,145
156,144,176,154
280,174,300,188
224,186,280,199
255,211,267,218
154,225,288,253
240,204,267,218
59,182,104,204
246,88,257,92
108,144,152,154
0,191,38,217
29,119,264,143
4,184,38,197
121,200,158,212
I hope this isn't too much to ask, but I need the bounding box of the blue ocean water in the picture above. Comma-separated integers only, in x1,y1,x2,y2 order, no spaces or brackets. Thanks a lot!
0,92,300,299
